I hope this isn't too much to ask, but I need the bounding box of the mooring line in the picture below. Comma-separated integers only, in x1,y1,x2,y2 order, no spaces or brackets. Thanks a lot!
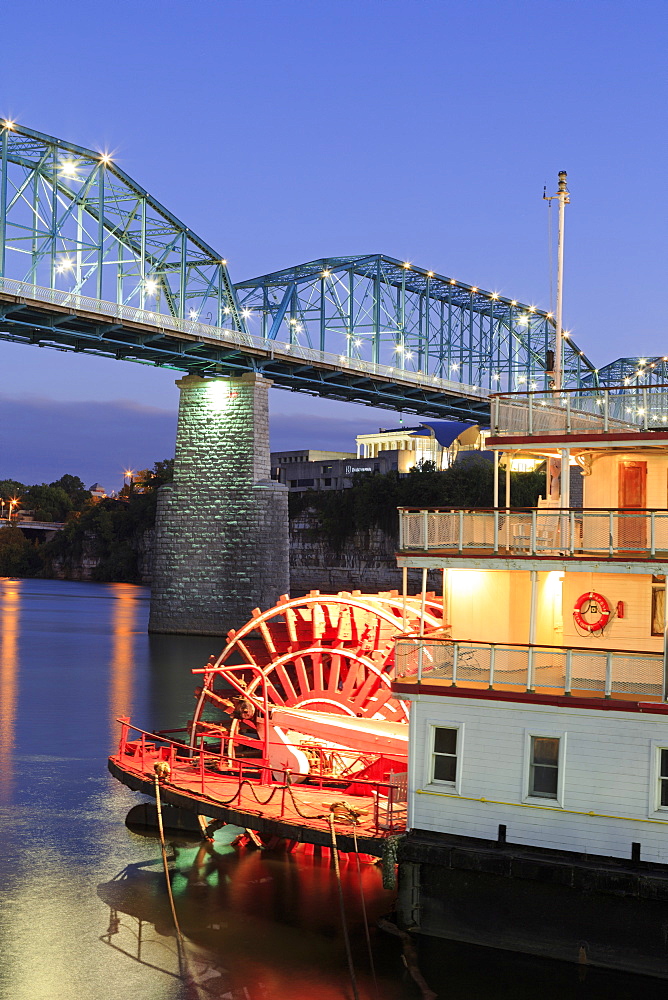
329,810,360,1000
154,774,188,978
352,824,379,1000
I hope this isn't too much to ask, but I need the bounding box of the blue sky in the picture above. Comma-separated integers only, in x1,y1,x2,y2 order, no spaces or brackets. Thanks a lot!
1,0,667,489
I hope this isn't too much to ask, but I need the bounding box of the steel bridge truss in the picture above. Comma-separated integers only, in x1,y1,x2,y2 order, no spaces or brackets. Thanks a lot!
0,122,242,328
235,255,594,393
583,356,668,388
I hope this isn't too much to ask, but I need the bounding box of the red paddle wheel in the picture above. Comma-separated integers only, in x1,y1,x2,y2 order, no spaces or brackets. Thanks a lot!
190,590,445,772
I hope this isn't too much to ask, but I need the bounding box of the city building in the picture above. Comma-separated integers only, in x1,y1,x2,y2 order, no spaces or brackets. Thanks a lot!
272,420,487,491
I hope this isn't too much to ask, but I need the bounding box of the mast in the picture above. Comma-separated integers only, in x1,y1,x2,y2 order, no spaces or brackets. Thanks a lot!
553,171,569,391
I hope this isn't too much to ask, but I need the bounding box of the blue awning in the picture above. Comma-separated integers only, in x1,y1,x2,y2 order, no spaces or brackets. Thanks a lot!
410,420,482,448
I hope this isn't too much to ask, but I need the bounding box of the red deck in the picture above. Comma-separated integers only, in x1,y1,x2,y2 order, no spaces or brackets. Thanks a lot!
109,727,406,857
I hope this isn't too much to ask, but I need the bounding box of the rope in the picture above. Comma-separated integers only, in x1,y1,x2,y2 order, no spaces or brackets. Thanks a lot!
153,774,189,981
329,811,360,1000
352,824,379,1000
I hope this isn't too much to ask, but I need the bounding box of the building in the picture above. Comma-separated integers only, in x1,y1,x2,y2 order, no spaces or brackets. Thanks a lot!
391,384,668,976
272,421,487,491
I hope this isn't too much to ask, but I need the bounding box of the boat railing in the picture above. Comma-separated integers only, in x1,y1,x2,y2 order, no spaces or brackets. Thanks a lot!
114,719,407,834
399,506,668,559
490,384,668,437
394,637,666,701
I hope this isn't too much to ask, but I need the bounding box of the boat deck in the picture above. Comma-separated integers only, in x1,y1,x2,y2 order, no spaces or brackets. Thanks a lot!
109,742,406,857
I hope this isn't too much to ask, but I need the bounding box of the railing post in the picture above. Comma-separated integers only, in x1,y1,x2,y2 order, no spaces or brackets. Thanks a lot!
531,509,537,554
452,643,458,687
200,747,206,794
528,392,534,434
118,717,130,756
643,386,649,429
566,394,572,434
458,510,464,553
603,391,609,432
565,648,572,696
527,647,534,692
493,509,499,553
493,395,500,434
651,511,656,557
423,509,429,551
489,644,496,690
417,640,424,683
609,511,614,557
605,652,613,698
569,510,575,555
398,510,404,550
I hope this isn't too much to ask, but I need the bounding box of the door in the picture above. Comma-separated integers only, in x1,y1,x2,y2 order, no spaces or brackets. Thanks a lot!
618,460,647,549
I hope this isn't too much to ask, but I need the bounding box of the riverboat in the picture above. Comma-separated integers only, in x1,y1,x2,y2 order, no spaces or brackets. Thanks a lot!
392,382,668,977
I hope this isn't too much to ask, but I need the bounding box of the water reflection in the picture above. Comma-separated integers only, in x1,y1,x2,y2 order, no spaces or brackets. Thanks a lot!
0,578,21,803
109,584,140,749
98,836,400,1000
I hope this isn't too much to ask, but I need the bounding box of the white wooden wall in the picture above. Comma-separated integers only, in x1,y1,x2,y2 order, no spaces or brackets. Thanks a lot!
408,694,668,863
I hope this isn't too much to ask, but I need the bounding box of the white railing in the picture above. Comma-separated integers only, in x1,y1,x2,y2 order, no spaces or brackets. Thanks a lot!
490,386,668,437
394,637,665,700
399,507,668,558
0,277,486,400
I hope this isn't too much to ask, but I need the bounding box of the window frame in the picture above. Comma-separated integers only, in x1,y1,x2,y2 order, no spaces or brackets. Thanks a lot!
522,729,566,807
425,721,463,793
651,575,665,637
649,742,668,817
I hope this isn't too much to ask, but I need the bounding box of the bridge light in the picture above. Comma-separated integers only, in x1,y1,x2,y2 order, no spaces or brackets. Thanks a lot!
55,256,74,273
322,270,331,278
547,312,553,318
492,373,500,381
189,309,198,319
529,305,536,313
405,351,413,360
450,278,456,285
99,152,112,165
3,119,15,130
471,287,478,293
60,159,79,179
354,338,362,347
450,363,459,371
518,376,526,384
511,300,517,306
427,271,434,278
491,292,499,300
221,259,227,266
403,262,411,269
223,306,231,314
242,308,252,319
639,358,646,365
144,278,158,296
562,330,570,338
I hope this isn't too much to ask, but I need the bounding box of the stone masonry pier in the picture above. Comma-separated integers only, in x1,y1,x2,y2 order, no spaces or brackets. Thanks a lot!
149,373,289,635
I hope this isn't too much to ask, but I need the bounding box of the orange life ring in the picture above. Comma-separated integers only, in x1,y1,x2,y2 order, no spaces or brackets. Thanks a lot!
573,592,611,633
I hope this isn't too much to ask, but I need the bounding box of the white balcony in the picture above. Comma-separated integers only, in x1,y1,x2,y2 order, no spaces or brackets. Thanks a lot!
394,637,665,701
399,507,668,560
490,385,668,438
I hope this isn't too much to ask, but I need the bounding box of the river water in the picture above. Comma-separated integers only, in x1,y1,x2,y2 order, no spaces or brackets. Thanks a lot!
0,578,665,1000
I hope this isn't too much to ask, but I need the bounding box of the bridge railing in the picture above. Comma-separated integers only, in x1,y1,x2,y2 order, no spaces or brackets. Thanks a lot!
0,277,486,400
394,637,665,700
490,385,668,437
399,506,668,558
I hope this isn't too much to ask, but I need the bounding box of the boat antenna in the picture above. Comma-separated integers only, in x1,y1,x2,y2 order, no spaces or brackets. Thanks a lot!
543,171,570,391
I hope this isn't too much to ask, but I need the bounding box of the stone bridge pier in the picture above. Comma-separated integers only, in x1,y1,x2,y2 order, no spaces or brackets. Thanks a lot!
149,372,289,635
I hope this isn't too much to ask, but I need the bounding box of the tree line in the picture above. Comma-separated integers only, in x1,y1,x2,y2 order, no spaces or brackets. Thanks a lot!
0,461,173,580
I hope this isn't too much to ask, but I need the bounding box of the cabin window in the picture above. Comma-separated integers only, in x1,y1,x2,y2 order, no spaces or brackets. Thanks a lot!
652,576,665,637
529,736,560,798
431,727,457,784
659,749,668,808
